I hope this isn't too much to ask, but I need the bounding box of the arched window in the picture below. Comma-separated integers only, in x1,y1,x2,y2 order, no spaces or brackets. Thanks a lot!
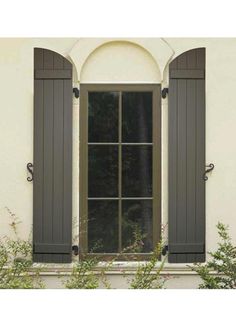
79,42,162,259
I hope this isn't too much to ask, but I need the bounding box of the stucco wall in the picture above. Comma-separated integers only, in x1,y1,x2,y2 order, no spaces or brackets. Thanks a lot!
0,38,236,288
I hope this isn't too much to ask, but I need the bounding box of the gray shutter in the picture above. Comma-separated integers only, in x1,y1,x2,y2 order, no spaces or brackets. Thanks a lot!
168,48,205,263
33,48,72,263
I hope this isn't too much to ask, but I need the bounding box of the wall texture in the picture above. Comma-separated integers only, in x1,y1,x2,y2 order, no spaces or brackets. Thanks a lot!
0,38,236,288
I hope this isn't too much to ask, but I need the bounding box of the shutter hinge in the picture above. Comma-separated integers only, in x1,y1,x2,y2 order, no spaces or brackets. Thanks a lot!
72,245,79,256
73,87,79,98
161,88,168,99
162,245,168,256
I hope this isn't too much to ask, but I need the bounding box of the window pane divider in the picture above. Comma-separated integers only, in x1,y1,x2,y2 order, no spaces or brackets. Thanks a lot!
88,142,153,145
88,197,154,200
118,91,122,252
121,143,153,145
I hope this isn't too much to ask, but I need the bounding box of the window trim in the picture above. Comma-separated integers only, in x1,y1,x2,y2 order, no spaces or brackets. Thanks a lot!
79,84,161,260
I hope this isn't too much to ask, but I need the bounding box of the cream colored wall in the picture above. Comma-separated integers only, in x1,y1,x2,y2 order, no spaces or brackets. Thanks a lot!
1,38,236,288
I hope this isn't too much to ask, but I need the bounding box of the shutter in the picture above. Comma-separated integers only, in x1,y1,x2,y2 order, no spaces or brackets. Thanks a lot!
168,48,205,263
33,48,72,263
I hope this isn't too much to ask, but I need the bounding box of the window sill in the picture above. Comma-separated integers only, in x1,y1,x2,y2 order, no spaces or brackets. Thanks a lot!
31,261,199,276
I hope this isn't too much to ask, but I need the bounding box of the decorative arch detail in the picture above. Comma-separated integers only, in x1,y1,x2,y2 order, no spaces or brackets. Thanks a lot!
69,38,174,82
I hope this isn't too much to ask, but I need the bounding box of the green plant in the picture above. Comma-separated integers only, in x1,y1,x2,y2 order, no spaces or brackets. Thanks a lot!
191,222,236,289
124,224,147,254
98,227,168,289
0,208,44,289
62,256,100,289
62,220,168,289
129,241,167,289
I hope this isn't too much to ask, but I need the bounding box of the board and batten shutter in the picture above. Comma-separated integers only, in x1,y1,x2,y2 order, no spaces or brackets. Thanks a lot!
168,48,205,263
33,48,72,263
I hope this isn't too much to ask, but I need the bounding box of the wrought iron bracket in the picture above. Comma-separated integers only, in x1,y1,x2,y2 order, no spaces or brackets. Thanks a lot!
162,88,169,99
27,163,33,182
162,245,168,256
203,163,215,181
72,245,79,256
73,87,79,98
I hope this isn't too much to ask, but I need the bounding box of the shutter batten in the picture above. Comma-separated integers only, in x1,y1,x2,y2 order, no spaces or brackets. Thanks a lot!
169,243,205,254
170,69,204,79
33,48,72,263
34,244,72,254
168,48,206,263
35,69,72,79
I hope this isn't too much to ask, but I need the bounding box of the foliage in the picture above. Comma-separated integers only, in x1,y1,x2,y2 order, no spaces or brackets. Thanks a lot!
129,241,167,289
63,224,168,289
191,222,236,289
62,256,100,289
124,224,147,254
0,208,44,289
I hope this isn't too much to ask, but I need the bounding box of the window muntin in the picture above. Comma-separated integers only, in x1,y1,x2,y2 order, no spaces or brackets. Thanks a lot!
80,84,161,259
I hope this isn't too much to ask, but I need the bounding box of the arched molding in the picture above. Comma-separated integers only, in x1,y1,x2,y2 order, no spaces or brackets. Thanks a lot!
69,38,174,82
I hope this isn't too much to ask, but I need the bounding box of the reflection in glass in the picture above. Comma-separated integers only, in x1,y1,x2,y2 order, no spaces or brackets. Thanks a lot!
88,200,118,253
88,145,118,197
122,92,152,143
88,92,119,142
122,200,153,252
122,145,152,197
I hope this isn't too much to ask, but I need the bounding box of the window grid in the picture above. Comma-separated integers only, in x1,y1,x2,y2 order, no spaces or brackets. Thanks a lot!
79,84,161,259
87,91,153,252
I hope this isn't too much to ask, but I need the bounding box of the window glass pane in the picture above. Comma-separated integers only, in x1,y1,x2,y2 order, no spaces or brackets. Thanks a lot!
88,92,119,142
88,200,118,253
122,200,153,252
122,92,152,143
122,145,152,197
88,145,118,197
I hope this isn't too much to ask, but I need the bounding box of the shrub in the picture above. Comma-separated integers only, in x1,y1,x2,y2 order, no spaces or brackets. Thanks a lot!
62,256,100,289
62,225,168,289
129,241,167,289
192,222,236,289
0,208,44,289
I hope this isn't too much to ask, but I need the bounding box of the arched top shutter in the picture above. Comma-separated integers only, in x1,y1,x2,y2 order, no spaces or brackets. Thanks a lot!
33,48,72,263
168,48,206,263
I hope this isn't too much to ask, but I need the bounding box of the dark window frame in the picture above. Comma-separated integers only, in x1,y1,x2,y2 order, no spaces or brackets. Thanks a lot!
79,84,161,260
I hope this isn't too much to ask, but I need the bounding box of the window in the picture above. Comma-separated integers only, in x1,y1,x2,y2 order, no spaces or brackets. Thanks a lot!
80,84,161,259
